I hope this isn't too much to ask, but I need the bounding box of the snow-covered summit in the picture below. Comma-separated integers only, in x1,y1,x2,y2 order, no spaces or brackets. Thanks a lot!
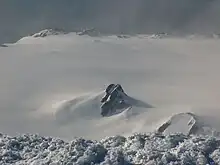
31,28,68,38
15,28,70,43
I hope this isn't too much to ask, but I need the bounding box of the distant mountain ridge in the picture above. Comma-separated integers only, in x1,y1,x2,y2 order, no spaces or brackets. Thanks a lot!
1,0,220,44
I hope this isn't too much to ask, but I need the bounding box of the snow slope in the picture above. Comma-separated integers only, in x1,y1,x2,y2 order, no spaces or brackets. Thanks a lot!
1,32,220,143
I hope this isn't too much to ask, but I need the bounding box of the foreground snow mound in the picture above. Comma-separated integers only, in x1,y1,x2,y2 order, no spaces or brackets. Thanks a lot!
0,133,219,164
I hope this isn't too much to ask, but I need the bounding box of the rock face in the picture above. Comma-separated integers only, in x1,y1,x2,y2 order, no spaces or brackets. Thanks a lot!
0,133,219,164
100,84,131,117
100,84,153,117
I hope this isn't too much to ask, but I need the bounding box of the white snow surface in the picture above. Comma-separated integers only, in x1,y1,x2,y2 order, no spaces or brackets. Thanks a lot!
1,32,220,163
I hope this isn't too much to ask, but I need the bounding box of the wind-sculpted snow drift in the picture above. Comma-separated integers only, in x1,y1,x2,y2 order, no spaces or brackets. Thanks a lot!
0,133,219,164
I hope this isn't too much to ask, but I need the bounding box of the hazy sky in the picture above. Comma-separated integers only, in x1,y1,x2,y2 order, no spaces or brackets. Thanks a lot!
0,0,220,43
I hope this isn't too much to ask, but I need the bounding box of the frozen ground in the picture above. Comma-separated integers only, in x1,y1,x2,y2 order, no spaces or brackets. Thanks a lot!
1,31,220,163
0,132,219,164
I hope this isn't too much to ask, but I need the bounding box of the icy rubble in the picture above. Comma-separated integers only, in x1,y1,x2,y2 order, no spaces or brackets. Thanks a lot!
0,132,219,164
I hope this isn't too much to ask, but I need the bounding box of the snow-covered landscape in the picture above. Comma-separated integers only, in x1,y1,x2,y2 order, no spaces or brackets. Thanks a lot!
1,31,220,164
1,1,220,164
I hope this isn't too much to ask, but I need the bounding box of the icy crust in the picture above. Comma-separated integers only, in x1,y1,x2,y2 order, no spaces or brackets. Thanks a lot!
0,133,219,164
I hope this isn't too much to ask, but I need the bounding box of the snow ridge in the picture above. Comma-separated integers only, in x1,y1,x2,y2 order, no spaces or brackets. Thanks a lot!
31,29,67,38
0,132,219,164
9,28,220,45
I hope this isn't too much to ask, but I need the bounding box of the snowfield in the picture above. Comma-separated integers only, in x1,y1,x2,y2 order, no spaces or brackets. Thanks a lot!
1,30,220,164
